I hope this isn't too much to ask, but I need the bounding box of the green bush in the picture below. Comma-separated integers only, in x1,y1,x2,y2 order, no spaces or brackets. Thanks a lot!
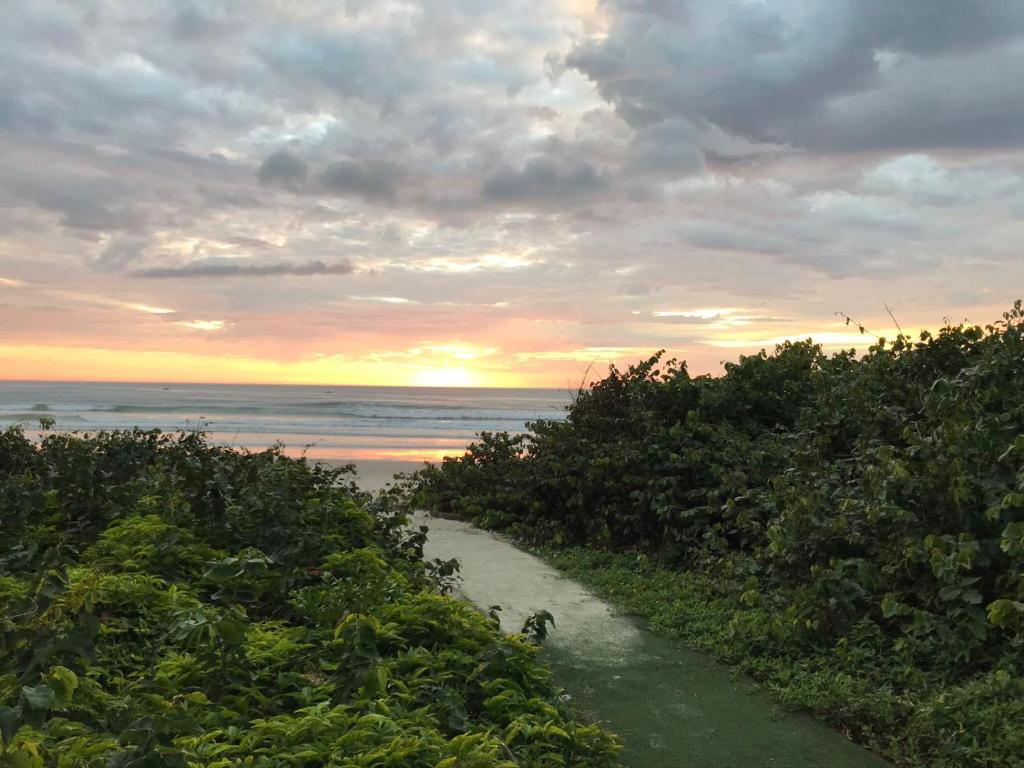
0,430,619,767
410,302,1024,767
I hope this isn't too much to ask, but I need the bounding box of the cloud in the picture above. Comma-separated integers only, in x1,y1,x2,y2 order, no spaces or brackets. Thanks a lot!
91,236,151,272
648,308,788,327
526,105,561,121
682,223,788,256
9,170,148,234
133,259,356,279
46,289,177,315
627,119,706,174
482,158,606,203
0,0,1023,383
130,303,175,315
515,346,656,363
318,159,405,203
176,319,225,331
862,154,1024,207
257,27,415,108
349,295,415,304
258,149,309,189
565,0,1024,152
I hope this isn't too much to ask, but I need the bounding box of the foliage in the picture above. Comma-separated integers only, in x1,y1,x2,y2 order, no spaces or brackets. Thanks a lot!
0,429,619,767
408,302,1024,768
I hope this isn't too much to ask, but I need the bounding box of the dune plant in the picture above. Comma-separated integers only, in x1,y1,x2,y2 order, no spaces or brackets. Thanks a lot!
409,302,1024,767
0,429,620,767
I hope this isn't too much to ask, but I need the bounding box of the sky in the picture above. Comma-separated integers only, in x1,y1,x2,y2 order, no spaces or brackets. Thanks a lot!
1,0,1022,388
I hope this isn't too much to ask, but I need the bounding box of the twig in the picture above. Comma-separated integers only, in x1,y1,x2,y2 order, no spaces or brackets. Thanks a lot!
883,302,906,339
0,598,39,623
567,360,596,407
834,312,880,339
497,738,521,767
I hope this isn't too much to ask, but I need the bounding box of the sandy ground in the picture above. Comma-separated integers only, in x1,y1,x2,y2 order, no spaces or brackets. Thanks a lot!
313,458,427,493
413,510,890,768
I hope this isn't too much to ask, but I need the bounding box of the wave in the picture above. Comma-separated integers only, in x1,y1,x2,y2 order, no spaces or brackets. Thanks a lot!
103,404,267,415
89,404,552,422
0,384,565,460
0,413,85,423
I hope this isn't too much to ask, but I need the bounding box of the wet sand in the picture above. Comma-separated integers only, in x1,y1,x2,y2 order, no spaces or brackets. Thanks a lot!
414,511,890,768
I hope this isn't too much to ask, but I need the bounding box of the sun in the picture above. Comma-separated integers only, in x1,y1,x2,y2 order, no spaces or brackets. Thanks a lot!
411,366,477,387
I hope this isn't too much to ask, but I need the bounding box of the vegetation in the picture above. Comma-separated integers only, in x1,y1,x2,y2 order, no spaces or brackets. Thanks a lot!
0,429,619,767
409,303,1024,768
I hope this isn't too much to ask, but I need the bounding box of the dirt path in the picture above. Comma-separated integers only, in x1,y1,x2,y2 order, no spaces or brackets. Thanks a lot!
414,511,890,768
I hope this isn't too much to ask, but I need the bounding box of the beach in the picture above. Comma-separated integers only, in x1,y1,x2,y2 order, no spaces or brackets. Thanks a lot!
341,458,426,492
0,381,566,479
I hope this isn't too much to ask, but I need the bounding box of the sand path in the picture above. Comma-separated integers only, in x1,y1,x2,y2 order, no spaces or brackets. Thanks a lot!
413,511,891,768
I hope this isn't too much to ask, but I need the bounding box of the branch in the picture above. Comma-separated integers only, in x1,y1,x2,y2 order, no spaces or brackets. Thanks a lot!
883,302,906,339
834,311,880,339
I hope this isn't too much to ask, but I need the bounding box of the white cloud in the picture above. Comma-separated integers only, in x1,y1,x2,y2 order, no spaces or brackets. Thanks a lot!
176,319,225,331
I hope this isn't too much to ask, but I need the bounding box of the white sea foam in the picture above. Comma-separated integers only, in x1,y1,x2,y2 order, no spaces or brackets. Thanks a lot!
0,381,567,461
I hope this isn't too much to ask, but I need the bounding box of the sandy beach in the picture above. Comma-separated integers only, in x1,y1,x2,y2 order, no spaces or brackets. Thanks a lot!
317,458,429,493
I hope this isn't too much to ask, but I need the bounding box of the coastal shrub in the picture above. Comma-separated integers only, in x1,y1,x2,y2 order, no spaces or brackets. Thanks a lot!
0,430,620,767
409,302,1024,767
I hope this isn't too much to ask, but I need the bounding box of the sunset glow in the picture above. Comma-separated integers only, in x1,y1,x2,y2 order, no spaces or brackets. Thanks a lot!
0,343,534,389
0,2,1021,388
3,6,1022,764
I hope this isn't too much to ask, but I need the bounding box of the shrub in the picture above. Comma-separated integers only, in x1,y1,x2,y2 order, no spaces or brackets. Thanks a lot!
0,430,620,767
409,302,1024,767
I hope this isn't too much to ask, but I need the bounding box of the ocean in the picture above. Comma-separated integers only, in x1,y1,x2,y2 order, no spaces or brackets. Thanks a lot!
0,381,568,465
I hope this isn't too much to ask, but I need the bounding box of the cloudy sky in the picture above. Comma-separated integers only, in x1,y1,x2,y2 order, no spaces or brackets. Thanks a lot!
1,0,1022,387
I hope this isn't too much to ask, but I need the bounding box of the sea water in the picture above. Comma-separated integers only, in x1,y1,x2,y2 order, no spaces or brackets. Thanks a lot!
0,381,567,462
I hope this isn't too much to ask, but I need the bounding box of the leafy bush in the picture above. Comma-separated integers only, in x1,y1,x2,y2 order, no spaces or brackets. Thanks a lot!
409,302,1024,767
0,430,619,767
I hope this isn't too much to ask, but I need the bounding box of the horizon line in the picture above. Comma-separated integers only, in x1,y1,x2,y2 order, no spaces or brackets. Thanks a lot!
0,376,572,392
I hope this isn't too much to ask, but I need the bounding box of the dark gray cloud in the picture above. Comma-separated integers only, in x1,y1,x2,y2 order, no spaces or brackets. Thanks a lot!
565,0,1024,151
682,224,789,257
482,158,606,203
627,120,706,174
9,172,143,233
318,159,405,203
134,259,356,279
257,150,309,189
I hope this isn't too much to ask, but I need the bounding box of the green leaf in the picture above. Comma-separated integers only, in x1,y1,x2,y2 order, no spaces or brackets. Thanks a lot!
939,586,962,602
44,666,78,706
216,618,248,647
0,705,22,746
880,594,901,618
961,589,983,605
1000,522,1024,556
8,744,43,768
987,599,1024,627
20,685,54,711
203,561,243,584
